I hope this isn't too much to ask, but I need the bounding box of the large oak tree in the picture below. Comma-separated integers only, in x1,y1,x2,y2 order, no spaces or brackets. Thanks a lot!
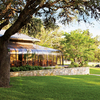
0,0,100,87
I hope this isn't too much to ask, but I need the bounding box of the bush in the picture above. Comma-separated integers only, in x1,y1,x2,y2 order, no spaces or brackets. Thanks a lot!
74,63,79,67
10,65,43,72
68,61,89,68
19,66,24,71
43,67,52,70
79,61,88,67
34,66,43,70
69,61,79,68
10,67,20,72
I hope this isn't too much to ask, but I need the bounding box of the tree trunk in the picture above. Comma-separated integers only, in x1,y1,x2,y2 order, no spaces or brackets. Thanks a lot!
0,38,10,87
74,57,77,63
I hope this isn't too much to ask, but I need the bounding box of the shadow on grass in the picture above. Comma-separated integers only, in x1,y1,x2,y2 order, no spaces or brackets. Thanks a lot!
0,75,100,100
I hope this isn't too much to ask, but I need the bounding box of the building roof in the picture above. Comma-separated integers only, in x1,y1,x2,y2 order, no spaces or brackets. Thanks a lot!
0,30,40,42
0,30,62,55
8,43,62,55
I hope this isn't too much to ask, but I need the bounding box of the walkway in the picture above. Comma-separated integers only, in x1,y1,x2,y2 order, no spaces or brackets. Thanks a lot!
90,74,100,76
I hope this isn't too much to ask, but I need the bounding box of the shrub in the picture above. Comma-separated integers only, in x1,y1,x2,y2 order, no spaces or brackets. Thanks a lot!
53,65,64,69
10,65,43,72
69,64,75,68
43,67,52,70
74,63,79,67
34,66,43,70
10,67,20,72
19,66,24,71
79,61,88,67
69,61,79,68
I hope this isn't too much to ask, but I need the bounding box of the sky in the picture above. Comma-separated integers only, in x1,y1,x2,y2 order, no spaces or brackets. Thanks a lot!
59,19,100,38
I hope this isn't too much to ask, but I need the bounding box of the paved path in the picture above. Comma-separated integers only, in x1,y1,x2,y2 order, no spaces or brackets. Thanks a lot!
90,74,100,76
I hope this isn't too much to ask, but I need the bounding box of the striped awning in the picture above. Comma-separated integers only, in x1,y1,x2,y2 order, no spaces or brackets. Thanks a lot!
8,43,62,55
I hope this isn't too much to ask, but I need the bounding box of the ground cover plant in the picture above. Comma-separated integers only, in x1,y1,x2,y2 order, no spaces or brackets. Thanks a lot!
10,65,63,72
0,75,100,100
10,65,43,72
90,68,100,75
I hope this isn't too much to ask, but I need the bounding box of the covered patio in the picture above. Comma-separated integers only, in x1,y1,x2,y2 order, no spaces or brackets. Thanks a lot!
9,43,63,67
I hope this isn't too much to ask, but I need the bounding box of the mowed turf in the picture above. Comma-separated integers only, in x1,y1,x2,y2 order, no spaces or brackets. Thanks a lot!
90,67,100,75
0,75,100,100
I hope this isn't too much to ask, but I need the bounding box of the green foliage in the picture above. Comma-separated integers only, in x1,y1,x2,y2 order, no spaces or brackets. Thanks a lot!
34,66,43,70
80,61,88,67
36,28,64,49
10,67,20,72
10,65,43,72
54,65,64,69
43,67,52,70
21,17,43,37
10,65,65,72
61,29,97,66
69,61,79,68
95,49,100,62
43,17,59,30
69,60,88,67
93,36,100,61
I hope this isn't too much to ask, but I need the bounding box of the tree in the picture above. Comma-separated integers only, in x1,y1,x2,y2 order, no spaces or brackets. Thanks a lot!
21,17,43,37
21,17,59,39
93,35,100,62
20,17,61,49
35,26,63,49
94,49,100,62
61,29,96,66
0,0,100,87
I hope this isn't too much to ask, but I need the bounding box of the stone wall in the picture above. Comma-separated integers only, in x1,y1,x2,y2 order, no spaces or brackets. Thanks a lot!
10,67,89,77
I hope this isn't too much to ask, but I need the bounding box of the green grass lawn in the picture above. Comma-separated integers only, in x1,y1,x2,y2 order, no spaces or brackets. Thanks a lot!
90,67,100,75
0,75,100,100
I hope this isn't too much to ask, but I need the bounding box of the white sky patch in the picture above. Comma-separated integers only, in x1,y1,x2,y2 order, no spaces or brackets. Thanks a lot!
58,20,100,38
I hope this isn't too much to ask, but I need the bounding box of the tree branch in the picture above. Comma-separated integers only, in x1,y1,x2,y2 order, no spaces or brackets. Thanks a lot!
0,20,9,30
0,3,11,21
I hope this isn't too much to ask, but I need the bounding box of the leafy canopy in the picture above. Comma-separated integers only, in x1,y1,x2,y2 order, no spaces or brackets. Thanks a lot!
0,0,100,41
36,27,63,49
61,29,96,66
